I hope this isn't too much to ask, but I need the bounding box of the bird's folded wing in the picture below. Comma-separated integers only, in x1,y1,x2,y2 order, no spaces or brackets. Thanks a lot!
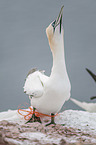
24,70,49,98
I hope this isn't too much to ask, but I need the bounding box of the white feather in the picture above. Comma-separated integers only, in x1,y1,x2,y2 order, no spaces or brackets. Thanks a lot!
24,71,49,97
70,98,96,112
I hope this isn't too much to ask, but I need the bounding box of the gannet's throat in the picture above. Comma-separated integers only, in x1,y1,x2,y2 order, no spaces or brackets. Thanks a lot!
51,35,67,76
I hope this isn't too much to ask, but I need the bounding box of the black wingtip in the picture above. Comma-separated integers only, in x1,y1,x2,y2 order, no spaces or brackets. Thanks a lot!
86,68,88,71
90,96,96,100
86,68,96,82
86,68,91,73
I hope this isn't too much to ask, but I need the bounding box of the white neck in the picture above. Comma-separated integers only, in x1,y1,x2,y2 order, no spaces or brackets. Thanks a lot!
50,37,67,77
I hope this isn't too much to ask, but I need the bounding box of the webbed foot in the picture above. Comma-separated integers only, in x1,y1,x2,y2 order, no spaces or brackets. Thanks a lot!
25,107,42,124
46,122,56,126
26,115,41,124
45,113,56,126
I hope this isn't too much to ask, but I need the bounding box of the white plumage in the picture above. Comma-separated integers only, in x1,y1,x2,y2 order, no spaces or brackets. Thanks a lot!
24,6,71,115
71,98,96,112
24,71,49,97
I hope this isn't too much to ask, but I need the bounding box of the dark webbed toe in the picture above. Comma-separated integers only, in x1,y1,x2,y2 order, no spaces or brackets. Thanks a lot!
25,107,42,124
45,113,56,126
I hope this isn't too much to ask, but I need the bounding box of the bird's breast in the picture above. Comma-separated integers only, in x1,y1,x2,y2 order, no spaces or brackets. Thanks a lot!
31,76,71,114
44,77,71,99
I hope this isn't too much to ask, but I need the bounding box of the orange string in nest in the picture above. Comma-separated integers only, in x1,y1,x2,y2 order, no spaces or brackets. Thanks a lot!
18,106,58,120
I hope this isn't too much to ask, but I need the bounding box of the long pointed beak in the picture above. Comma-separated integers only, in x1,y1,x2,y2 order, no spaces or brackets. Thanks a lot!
55,5,64,29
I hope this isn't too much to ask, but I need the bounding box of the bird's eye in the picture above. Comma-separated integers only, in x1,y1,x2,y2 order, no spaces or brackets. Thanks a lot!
52,20,56,27
52,20,56,32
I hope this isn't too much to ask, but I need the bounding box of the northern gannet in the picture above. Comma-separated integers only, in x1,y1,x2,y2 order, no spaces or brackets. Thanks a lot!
24,6,71,125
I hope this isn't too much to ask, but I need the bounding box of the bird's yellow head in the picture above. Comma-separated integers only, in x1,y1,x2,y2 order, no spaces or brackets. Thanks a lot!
46,6,64,51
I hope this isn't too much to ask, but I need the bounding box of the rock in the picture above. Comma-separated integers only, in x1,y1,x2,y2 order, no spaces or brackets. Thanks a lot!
60,139,67,145
0,120,96,145
0,110,96,144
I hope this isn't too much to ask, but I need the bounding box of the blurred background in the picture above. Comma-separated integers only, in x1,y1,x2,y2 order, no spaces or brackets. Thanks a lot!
0,0,96,112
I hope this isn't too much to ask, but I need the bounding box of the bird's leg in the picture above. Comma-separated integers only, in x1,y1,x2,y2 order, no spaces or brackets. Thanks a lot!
46,113,56,126
25,107,42,124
